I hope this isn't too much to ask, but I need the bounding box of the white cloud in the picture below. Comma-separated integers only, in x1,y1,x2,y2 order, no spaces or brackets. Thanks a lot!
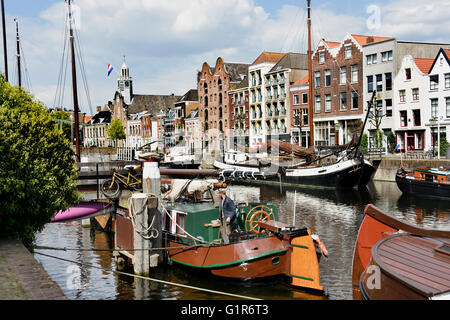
9,0,449,115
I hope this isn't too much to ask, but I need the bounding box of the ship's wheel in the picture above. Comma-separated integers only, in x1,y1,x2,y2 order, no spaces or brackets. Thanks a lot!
244,205,275,234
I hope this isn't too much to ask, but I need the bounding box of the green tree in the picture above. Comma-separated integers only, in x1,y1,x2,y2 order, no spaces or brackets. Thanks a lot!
387,131,396,154
108,118,126,144
0,77,79,242
360,133,368,153
440,137,449,157
50,109,72,143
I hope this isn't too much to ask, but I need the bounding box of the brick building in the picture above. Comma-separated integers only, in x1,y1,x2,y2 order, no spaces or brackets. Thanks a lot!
312,34,391,146
197,57,249,152
290,76,310,147
229,76,250,149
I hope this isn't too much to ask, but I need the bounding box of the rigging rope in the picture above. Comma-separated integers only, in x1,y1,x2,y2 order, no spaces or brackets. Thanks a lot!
33,251,261,300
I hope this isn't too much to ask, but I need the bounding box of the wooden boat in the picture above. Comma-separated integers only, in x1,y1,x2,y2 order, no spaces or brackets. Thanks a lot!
161,180,327,292
51,201,113,223
352,204,450,300
396,167,450,199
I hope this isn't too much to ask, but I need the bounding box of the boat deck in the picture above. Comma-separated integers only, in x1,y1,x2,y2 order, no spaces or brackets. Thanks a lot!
371,234,450,298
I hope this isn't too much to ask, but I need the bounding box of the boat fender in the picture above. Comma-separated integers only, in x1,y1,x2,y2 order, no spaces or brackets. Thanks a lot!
312,234,328,258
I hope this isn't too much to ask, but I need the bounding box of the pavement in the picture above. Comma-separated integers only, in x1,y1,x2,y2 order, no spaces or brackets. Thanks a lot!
0,238,67,300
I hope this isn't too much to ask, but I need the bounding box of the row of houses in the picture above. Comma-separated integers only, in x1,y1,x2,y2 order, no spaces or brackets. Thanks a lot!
82,33,450,156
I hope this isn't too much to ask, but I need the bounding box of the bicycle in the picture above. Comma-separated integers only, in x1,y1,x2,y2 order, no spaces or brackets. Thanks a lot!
101,164,142,198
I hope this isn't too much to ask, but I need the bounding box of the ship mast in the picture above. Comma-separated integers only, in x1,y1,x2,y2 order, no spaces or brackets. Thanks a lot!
14,18,21,87
1,0,7,82
68,0,81,162
307,0,314,149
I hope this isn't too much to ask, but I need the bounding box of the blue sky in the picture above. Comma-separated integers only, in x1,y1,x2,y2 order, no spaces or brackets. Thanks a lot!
1,0,448,115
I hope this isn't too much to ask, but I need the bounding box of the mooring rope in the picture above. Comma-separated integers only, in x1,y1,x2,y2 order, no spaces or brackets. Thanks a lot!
33,251,261,300
33,243,216,252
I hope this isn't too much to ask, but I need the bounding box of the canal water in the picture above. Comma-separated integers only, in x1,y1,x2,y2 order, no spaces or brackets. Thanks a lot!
33,181,450,300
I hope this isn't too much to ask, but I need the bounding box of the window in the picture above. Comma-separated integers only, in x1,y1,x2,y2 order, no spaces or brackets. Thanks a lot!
376,100,383,118
385,73,392,91
314,71,321,88
400,110,407,127
339,92,347,110
430,75,439,90
345,45,352,59
351,91,359,110
325,94,331,112
314,96,321,113
340,67,347,85
302,109,308,126
431,98,438,118
445,73,450,89
367,54,377,65
367,75,374,93
319,51,325,64
446,97,450,118
385,99,392,117
413,109,421,126
412,88,419,101
381,51,393,62
376,74,383,92
405,68,411,80
399,90,406,103
302,93,308,104
325,70,331,87
293,94,299,105
351,65,358,83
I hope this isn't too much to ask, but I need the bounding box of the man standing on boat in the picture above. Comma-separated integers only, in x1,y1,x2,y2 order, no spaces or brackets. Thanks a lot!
218,189,236,244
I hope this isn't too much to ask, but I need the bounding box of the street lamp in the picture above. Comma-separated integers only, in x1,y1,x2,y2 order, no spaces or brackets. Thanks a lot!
429,117,437,158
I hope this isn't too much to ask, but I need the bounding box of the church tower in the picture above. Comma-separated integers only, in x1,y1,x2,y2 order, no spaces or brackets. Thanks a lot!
118,56,133,104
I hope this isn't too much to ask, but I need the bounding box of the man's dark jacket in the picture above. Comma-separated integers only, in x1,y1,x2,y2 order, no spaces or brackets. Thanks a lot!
219,196,236,224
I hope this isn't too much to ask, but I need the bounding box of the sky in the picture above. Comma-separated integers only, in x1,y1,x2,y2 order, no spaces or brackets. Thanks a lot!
2,0,450,115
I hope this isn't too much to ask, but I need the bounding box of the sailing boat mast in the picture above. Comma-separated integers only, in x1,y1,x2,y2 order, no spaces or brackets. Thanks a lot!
1,0,7,82
67,0,81,162
14,18,21,87
307,0,314,149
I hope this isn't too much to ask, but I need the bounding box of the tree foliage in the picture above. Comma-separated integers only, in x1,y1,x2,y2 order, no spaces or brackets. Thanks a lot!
0,77,79,242
108,118,126,141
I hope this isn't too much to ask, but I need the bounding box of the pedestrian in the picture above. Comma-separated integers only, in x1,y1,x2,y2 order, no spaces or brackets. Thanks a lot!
218,189,236,244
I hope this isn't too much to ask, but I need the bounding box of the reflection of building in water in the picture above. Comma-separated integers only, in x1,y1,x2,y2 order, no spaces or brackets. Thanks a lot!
92,230,113,271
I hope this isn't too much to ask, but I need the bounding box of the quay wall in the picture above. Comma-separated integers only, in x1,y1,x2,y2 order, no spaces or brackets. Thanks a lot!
373,157,450,182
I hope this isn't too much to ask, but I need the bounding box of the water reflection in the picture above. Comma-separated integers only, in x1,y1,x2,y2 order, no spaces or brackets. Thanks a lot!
34,181,450,300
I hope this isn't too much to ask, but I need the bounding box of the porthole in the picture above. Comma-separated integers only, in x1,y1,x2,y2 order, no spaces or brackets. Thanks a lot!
271,256,281,265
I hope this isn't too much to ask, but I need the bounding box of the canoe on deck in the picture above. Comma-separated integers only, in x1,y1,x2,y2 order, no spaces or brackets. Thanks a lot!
51,201,114,223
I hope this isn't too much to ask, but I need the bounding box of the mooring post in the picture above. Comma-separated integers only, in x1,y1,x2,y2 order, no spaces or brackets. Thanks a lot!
142,162,163,267
131,192,150,276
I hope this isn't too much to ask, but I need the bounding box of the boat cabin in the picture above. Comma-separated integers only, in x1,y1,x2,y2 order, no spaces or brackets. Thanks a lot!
412,168,450,184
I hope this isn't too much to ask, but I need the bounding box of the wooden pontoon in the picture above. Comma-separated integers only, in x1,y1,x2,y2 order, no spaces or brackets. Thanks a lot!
352,204,450,300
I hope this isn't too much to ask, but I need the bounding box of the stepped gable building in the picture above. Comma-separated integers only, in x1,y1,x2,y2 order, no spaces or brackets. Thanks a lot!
197,57,250,151
312,34,392,147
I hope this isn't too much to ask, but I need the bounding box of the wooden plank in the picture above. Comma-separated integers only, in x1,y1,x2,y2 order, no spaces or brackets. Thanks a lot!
385,239,450,267
378,250,450,285
382,241,450,271
379,245,450,279
379,255,449,294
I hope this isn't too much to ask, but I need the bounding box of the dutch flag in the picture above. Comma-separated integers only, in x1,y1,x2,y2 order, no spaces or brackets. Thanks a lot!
107,64,114,77
395,144,401,153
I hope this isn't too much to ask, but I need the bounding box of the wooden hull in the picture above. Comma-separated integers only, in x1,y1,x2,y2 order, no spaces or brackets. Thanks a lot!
217,158,377,189
169,232,324,292
360,234,450,300
352,204,450,300
396,173,450,200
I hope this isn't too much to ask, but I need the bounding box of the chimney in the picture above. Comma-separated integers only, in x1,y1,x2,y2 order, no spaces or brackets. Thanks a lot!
367,36,374,44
